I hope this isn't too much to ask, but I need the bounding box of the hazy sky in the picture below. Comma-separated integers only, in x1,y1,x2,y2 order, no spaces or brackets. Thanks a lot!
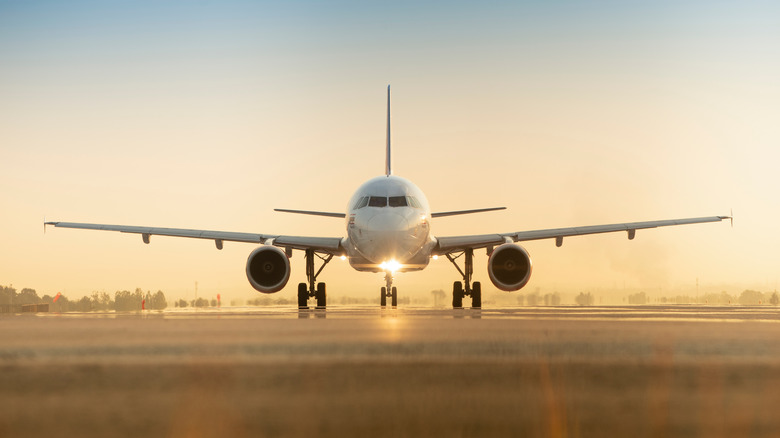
1,1,778,301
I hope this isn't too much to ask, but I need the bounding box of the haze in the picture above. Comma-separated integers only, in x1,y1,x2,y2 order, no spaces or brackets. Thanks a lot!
1,1,778,302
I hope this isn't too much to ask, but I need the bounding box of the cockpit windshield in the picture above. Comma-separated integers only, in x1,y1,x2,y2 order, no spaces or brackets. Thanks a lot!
388,196,408,207
354,195,422,209
353,196,369,209
368,196,387,207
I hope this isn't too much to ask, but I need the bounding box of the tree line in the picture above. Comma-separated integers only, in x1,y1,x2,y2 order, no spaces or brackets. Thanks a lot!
0,285,167,312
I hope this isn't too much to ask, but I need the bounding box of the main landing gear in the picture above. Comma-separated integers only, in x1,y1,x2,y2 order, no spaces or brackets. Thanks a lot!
380,271,398,307
298,249,333,309
445,248,482,309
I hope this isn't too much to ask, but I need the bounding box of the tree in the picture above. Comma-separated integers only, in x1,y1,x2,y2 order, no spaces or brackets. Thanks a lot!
628,292,648,305
75,296,92,312
0,286,16,305
575,292,595,306
115,289,143,312
90,291,112,311
16,288,40,305
738,289,764,305
770,292,779,306
152,290,167,310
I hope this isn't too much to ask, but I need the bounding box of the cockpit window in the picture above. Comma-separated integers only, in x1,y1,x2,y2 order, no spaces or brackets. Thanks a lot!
388,196,408,207
353,196,369,209
368,196,387,207
407,196,421,208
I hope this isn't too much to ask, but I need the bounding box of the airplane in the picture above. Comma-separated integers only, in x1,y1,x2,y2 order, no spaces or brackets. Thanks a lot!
45,86,730,309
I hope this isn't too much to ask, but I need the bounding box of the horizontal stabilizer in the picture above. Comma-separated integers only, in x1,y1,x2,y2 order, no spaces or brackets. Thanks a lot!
274,209,346,218
431,207,506,218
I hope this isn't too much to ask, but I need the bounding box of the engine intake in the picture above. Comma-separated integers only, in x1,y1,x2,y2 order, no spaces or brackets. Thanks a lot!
246,246,291,293
487,243,532,291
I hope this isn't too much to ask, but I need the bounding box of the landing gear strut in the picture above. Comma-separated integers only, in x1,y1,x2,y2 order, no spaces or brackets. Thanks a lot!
445,248,482,309
298,249,333,309
380,271,398,307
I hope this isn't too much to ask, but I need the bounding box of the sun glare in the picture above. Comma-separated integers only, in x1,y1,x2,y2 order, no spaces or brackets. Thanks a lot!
380,260,402,273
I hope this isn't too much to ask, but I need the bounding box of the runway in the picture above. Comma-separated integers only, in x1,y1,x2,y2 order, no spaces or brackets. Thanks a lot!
3,305,780,437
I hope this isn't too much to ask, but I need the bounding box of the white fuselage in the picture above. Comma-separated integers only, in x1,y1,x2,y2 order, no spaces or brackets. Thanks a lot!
345,175,436,273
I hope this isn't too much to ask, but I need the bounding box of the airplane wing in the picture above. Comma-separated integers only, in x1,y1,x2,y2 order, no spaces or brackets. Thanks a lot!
44,221,345,253
434,215,730,254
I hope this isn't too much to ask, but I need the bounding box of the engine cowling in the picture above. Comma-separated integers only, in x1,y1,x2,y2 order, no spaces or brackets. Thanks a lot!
246,246,291,293
487,243,533,291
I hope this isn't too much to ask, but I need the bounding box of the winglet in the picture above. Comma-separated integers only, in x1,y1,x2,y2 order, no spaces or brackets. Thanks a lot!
717,209,733,228
385,85,391,176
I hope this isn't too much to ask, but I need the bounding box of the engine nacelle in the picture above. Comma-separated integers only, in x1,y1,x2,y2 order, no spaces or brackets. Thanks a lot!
246,246,291,293
487,243,533,291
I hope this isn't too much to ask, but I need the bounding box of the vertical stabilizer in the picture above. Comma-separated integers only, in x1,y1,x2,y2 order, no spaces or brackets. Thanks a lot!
386,85,391,176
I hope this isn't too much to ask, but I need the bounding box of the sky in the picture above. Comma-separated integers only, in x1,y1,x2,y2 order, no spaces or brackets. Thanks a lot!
1,0,778,302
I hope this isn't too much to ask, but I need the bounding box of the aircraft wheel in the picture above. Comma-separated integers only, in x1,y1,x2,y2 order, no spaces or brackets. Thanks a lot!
316,282,327,309
391,287,398,307
380,287,387,307
298,283,308,309
471,281,482,309
452,281,463,309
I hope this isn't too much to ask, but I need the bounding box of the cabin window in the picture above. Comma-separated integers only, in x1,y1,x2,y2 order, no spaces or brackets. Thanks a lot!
368,196,387,207
389,196,408,207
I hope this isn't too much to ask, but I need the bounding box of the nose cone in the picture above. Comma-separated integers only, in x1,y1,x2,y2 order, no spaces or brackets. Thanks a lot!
367,211,410,233
361,212,419,263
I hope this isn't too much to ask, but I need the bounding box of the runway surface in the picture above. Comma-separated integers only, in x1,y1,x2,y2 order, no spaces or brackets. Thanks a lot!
3,305,780,437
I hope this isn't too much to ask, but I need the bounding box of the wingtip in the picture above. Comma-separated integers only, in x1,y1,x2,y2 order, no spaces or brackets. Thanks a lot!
717,210,733,228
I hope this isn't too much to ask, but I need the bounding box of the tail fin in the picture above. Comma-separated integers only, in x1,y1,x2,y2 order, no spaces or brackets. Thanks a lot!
385,85,392,176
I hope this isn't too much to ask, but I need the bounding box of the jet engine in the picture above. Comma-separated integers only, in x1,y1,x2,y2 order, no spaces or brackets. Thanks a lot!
487,243,532,291
246,246,291,293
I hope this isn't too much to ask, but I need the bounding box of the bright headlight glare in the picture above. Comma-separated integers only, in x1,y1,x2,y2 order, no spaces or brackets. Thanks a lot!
381,260,401,273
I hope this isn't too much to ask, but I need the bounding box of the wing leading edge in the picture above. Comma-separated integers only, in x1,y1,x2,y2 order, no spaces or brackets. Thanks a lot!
434,215,730,254
44,222,345,253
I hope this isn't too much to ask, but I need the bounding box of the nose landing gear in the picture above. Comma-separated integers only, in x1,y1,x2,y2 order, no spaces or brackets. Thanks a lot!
380,271,398,307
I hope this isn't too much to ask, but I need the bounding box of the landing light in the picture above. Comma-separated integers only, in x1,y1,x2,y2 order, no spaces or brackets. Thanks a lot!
380,260,402,273
432,255,438,260
340,255,347,261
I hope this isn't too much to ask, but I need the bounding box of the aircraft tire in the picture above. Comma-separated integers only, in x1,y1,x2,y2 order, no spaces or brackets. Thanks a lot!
472,281,482,309
298,283,308,309
391,287,398,307
452,282,463,308
380,287,387,307
316,283,327,309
